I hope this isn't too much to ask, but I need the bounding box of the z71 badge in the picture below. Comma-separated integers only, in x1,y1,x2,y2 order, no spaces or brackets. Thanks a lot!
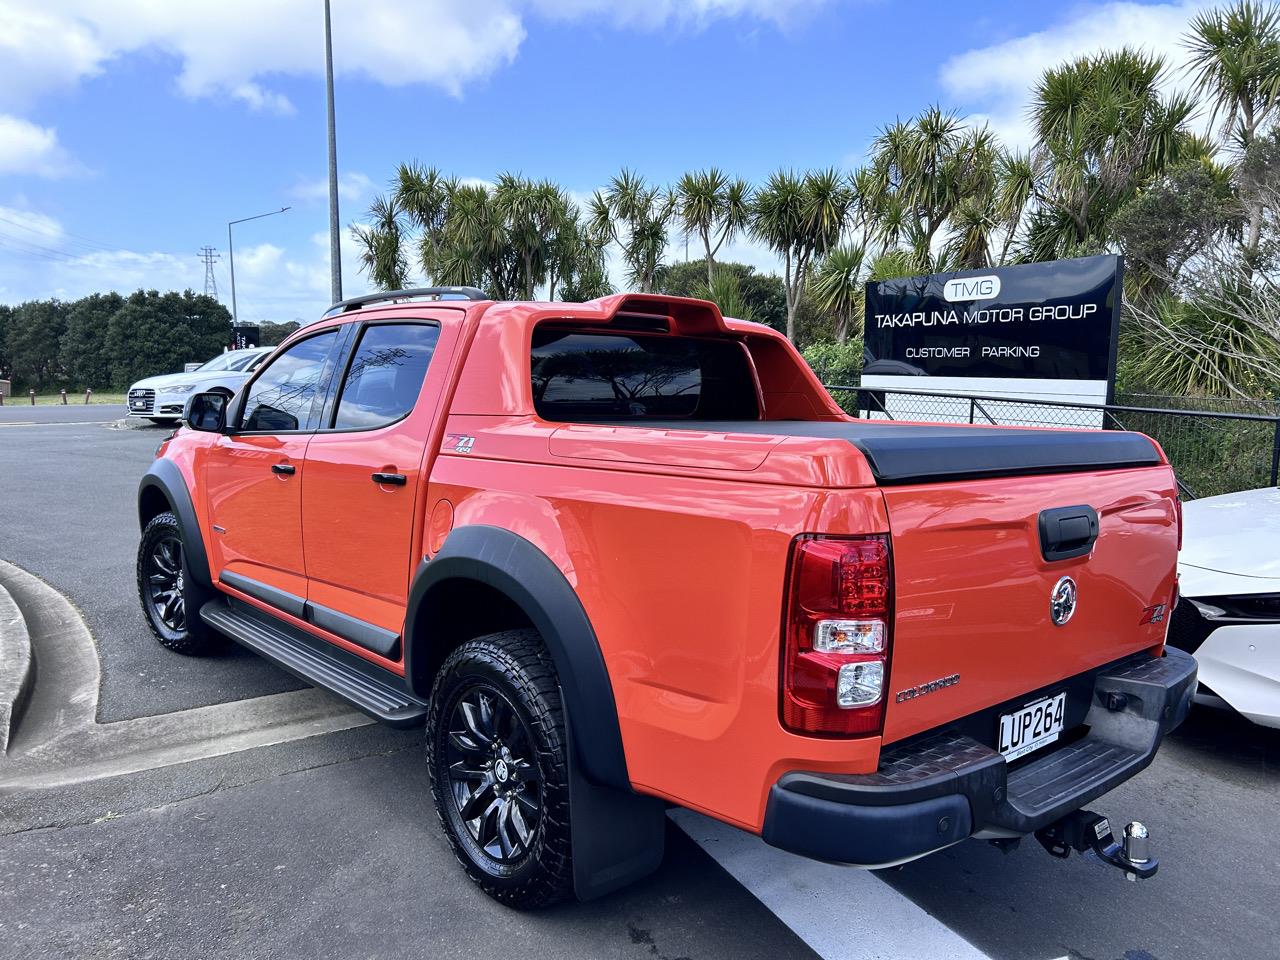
445,434,475,453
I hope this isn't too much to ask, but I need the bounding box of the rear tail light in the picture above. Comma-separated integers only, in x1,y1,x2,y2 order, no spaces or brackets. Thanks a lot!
782,535,893,736
1175,494,1183,551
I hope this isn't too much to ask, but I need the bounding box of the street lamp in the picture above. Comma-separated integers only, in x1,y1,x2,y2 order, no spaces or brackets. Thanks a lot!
227,206,291,324
324,0,343,305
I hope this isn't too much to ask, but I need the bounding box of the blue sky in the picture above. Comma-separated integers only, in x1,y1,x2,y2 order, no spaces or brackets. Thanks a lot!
0,0,1215,324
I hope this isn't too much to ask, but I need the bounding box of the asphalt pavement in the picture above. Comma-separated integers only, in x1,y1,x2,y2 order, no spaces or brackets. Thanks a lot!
1,421,1278,960
1,729,817,960
0,418,302,722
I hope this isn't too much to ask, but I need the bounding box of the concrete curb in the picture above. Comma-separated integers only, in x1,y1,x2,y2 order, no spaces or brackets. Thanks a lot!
0,557,372,790
0,558,99,756
0,578,34,753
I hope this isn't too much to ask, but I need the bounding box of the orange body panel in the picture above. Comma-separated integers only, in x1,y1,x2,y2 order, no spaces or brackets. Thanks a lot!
204,432,311,600
301,311,464,641
427,450,891,830
879,467,1179,743
163,293,1179,836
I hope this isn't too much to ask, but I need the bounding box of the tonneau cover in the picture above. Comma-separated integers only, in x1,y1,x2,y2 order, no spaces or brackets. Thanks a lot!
594,419,1162,485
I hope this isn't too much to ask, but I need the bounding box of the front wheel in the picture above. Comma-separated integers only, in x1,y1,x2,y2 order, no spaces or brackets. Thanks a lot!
426,630,573,909
136,511,220,654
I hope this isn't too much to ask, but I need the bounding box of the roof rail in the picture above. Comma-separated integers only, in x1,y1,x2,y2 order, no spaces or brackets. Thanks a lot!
322,286,488,318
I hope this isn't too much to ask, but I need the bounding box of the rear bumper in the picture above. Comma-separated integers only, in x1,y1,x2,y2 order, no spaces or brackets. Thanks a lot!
761,647,1196,867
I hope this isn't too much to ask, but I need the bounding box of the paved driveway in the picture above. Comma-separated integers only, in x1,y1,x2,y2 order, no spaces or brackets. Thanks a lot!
0,419,302,722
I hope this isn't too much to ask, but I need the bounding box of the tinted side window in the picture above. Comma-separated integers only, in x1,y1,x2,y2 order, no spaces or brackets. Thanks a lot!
332,323,440,430
530,330,759,421
240,332,336,432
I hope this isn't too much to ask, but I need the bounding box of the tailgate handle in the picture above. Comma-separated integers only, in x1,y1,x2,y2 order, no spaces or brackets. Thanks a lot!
1038,505,1099,561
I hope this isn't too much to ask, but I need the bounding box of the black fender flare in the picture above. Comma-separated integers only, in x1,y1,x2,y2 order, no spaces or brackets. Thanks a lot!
137,458,212,589
405,525,630,791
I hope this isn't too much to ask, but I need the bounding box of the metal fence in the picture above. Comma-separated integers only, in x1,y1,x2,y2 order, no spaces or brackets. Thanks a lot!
819,383,1280,500
1117,393,1280,416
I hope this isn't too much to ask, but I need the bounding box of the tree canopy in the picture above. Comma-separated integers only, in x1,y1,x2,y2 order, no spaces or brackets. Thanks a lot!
0,290,232,391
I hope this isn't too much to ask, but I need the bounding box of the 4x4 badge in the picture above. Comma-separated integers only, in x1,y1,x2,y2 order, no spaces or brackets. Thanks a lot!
446,434,475,453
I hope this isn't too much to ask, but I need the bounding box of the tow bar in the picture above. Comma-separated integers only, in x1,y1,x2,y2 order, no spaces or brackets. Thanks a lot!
1034,810,1158,881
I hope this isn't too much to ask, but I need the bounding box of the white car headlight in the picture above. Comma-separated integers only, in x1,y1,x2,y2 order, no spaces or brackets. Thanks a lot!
165,383,199,395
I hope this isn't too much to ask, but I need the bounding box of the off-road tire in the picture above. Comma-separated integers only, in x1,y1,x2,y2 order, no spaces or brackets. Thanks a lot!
136,511,221,654
426,630,573,909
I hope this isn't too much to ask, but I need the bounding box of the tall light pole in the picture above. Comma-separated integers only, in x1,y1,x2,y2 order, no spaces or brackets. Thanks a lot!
324,0,343,305
227,207,291,324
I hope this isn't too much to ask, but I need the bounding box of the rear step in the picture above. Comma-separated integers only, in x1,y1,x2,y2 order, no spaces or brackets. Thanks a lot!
1005,739,1143,820
200,598,427,726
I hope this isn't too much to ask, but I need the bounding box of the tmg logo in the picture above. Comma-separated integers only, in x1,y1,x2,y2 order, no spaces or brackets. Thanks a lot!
943,275,1002,302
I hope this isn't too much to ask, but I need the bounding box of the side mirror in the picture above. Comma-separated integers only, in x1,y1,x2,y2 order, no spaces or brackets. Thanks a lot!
184,392,228,432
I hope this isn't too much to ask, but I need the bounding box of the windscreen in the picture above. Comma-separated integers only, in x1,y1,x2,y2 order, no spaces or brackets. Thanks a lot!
198,350,257,372
531,329,759,422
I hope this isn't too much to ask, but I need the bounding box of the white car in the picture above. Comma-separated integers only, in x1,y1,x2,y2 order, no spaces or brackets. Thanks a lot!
126,347,272,423
1171,485,1280,728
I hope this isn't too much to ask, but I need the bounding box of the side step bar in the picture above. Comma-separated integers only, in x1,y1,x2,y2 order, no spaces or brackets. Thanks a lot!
200,598,428,726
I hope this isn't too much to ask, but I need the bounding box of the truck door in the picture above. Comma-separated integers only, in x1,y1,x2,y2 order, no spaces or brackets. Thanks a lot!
204,329,341,608
300,315,457,663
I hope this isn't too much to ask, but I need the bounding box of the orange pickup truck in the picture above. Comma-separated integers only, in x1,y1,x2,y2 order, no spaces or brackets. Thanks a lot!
136,288,1195,907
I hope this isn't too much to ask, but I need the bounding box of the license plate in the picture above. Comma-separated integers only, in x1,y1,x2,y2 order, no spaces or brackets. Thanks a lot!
998,692,1066,761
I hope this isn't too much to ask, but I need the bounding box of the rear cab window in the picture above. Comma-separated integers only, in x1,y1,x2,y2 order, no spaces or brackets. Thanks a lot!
530,329,760,422
331,322,440,430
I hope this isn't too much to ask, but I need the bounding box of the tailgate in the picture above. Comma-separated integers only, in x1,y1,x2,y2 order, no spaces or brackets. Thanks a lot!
880,466,1179,744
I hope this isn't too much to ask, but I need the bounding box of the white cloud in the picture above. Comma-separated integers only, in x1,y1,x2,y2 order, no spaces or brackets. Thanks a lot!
290,171,375,205
0,114,77,177
0,1,822,182
0,204,64,245
1,0,822,112
939,0,1215,150
234,243,286,278
230,82,295,116
0,205,371,322
0,5,104,112
531,0,826,30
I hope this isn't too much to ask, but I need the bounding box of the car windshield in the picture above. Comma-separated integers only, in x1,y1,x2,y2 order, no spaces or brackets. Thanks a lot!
197,350,259,373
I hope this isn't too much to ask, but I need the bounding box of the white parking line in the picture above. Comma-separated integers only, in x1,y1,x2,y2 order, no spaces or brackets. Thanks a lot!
0,420,113,427
669,808,991,960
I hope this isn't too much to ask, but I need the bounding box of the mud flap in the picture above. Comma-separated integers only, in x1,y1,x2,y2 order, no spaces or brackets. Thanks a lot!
566,712,665,901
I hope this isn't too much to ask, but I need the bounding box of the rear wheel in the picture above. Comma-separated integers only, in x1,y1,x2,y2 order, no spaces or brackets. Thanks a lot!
136,511,220,654
426,630,573,909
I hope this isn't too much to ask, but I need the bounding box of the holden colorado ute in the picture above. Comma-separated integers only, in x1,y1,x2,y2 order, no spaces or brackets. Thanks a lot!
136,288,1195,908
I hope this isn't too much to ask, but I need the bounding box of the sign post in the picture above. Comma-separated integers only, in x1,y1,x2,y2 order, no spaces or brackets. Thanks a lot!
231,325,261,350
862,255,1123,422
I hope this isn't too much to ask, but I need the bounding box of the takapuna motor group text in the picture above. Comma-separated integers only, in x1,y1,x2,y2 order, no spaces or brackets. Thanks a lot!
872,302,1098,329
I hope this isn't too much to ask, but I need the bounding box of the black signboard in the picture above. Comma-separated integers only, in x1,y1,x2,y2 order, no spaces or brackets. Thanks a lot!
230,324,260,350
863,255,1122,392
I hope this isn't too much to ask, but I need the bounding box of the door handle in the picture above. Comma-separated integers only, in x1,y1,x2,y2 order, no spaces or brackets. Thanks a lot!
1038,504,1098,561
371,472,407,486
272,463,296,475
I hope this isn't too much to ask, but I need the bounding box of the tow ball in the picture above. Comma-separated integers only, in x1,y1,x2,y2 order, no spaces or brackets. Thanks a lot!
1034,810,1158,881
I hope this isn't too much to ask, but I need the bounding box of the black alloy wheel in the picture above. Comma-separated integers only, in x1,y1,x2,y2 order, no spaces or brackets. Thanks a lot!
136,510,219,654
444,683,544,863
426,630,573,908
145,534,187,633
